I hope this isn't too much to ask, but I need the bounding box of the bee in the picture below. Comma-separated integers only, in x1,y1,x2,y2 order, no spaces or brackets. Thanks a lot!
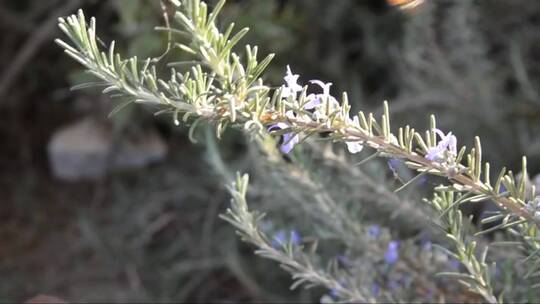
387,0,425,11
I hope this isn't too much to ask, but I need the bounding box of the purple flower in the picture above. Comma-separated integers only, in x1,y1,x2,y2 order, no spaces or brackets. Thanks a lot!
337,255,352,267
371,283,380,296
384,241,400,264
425,128,457,162
387,158,402,171
303,94,322,110
388,279,401,291
449,258,461,270
268,111,300,154
272,230,287,248
367,225,381,238
329,288,339,300
282,65,303,98
307,80,340,120
329,279,347,299
281,132,300,154
290,230,302,245
422,240,432,251
526,197,540,212
419,232,433,250
271,229,301,248
526,197,540,220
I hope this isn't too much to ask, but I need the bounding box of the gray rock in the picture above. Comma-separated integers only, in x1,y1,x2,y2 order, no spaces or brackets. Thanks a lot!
48,117,167,181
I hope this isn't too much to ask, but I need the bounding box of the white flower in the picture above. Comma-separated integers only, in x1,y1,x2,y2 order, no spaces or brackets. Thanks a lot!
526,197,540,221
425,128,457,162
282,65,303,98
346,141,364,154
389,134,399,145
268,110,300,154
307,80,340,120
310,80,332,96
345,116,363,154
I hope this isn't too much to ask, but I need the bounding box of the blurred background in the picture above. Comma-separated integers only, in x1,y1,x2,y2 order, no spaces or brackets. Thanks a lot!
3,0,540,302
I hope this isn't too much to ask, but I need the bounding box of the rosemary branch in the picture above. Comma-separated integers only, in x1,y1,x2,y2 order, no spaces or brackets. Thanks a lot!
55,0,540,299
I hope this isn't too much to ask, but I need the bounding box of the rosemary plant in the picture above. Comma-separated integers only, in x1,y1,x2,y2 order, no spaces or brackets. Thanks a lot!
56,0,540,302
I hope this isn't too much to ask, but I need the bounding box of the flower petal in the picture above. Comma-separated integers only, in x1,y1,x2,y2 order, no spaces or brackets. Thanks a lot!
272,230,287,248
290,230,301,245
303,94,322,109
309,79,332,95
448,133,457,155
433,128,446,139
346,141,363,154
353,116,360,127
282,66,302,98
384,241,400,264
425,147,443,161
285,110,296,119
281,133,299,153
268,122,289,132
